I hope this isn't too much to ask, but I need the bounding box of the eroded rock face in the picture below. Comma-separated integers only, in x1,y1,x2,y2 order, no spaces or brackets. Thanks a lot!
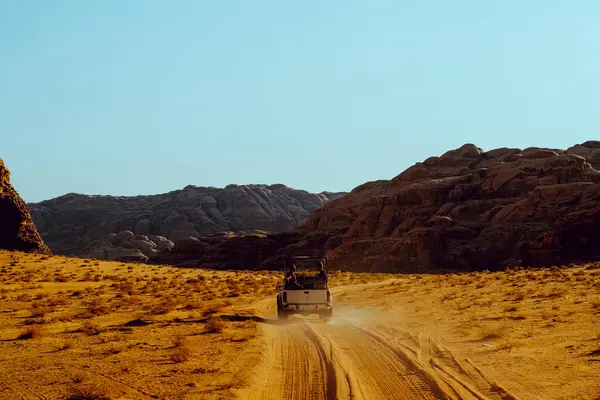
300,143,600,271
0,158,50,254
29,185,345,257
79,231,174,262
523,205,600,266
153,142,600,272
566,141,600,169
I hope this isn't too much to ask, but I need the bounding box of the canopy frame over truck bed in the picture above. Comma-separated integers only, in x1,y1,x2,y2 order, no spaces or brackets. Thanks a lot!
283,255,328,272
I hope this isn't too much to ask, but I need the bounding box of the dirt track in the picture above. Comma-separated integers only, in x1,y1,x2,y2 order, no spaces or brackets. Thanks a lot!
237,282,529,400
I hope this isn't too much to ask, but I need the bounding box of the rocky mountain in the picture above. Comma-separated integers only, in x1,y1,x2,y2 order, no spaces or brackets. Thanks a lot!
0,158,50,254
28,184,346,260
153,141,600,272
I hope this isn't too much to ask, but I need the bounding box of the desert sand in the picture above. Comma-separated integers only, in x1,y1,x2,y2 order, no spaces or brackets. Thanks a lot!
1,250,599,399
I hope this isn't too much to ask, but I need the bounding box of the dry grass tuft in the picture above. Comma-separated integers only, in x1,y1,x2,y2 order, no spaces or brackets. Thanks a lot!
66,382,111,400
81,321,102,336
83,298,110,316
169,346,192,363
170,335,189,347
17,325,44,340
204,317,225,333
151,298,178,314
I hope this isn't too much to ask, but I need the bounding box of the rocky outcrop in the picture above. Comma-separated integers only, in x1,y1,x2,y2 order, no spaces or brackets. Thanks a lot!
28,184,345,258
0,158,50,254
152,142,600,272
523,205,600,266
566,141,600,169
80,231,174,262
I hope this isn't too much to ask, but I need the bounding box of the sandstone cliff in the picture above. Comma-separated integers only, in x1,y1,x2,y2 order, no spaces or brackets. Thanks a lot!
28,184,345,259
153,142,600,272
0,158,50,254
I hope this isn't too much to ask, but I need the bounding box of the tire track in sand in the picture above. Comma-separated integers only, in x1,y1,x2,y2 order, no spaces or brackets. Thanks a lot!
241,289,525,400
307,321,445,400
237,302,336,400
241,297,447,399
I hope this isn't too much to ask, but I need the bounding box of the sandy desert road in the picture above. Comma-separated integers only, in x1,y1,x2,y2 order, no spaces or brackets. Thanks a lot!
235,282,525,400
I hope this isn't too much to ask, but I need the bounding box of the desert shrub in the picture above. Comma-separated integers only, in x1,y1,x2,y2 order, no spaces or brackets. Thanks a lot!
186,277,205,285
103,344,121,355
183,300,202,310
204,317,224,333
151,298,177,314
439,292,456,302
48,296,71,307
170,335,188,347
84,298,109,316
170,346,191,363
511,291,527,301
18,325,43,339
545,288,567,299
81,322,102,336
15,293,31,302
118,281,135,295
54,273,69,282
67,383,111,400
30,301,50,317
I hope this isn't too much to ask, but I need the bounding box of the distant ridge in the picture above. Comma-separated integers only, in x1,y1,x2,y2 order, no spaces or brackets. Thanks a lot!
28,184,346,258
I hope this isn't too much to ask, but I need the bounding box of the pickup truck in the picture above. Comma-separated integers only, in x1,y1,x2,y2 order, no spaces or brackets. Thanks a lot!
276,257,332,321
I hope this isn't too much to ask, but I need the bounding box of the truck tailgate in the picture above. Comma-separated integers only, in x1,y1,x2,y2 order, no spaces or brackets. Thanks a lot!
285,289,328,304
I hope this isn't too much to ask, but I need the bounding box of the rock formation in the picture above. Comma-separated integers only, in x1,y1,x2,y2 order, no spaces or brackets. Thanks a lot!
80,231,174,262
152,141,600,272
0,158,50,254
28,184,345,260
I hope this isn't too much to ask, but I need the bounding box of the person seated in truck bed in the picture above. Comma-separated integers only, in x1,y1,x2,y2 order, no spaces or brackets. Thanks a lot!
285,264,303,290
317,261,328,284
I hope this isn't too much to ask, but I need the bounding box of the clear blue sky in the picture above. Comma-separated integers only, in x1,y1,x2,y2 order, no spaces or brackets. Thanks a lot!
2,1,600,202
